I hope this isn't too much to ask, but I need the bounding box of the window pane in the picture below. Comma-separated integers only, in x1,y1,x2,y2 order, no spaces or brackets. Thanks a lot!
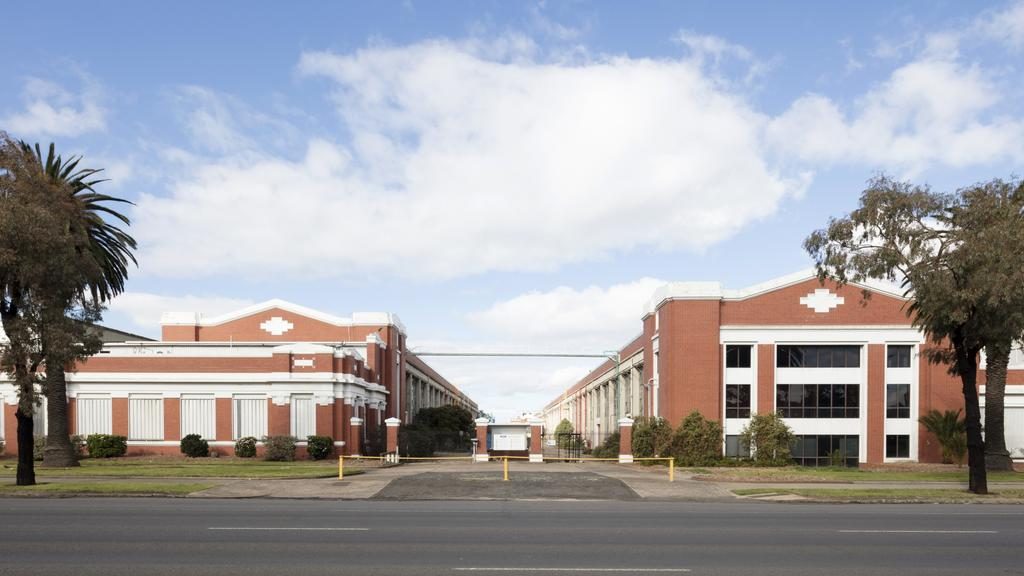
887,345,912,368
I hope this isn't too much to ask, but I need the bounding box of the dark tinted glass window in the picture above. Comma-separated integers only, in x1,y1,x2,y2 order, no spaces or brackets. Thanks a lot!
886,434,910,458
725,384,751,418
886,384,910,418
777,345,861,368
777,384,859,418
791,435,859,467
725,435,750,459
887,345,912,367
725,345,752,368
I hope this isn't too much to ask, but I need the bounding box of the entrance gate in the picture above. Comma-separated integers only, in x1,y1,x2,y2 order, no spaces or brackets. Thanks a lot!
556,432,583,460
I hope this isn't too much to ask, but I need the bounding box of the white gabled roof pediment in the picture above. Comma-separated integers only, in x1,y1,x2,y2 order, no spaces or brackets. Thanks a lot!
159,298,406,333
644,269,907,316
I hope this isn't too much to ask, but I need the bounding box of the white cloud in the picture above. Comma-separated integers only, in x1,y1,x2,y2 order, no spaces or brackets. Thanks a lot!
767,56,1024,174
106,292,255,333
975,1,1024,50
411,277,662,420
134,39,802,280
172,86,300,154
2,77,106,138
675,30,769,84
469,277,663,349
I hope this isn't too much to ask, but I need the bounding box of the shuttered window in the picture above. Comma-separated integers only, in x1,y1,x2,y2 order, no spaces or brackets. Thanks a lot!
291,395,315,439
129,395,164,440
233,396,267,439
77,394,112,435
180,395,216,440
33,397,47,437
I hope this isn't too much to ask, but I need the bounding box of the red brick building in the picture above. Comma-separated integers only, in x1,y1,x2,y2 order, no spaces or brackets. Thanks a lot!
543,271,1024,465
1,299,477,457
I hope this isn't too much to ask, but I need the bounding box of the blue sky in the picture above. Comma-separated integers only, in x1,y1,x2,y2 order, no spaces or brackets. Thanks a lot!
4,1,1023,420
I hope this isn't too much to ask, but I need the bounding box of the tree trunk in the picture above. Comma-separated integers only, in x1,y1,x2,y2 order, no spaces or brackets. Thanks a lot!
15,408,36,486
983,339,1014,471
955,337,988,494
42,364,79,467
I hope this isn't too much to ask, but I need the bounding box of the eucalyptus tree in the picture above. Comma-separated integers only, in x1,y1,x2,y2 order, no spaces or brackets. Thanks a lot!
805,175,1023,494
948,179,1024,471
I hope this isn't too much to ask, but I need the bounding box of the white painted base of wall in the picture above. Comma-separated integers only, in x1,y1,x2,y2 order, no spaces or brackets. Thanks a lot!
619,454,634,464
474,454,489,463
529,453,543,463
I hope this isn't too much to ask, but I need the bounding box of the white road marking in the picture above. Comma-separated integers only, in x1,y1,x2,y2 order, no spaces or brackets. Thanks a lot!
839,530,997,534
454,565,688,569
208,527,369,531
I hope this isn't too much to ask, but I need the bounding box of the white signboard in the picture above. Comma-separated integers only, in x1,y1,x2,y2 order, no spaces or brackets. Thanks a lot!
492,433,528,451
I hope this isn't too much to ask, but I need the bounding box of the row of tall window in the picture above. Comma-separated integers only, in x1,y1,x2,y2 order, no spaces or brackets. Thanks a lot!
727,344,915,368
71,395,320,440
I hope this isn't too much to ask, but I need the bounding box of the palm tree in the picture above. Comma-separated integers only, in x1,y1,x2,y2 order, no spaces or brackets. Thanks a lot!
20,142,137,467
919,409,967,467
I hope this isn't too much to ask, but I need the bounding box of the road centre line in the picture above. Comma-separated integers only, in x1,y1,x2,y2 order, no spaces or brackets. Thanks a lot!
208,527,369,531
838,530,997,534
454,565,688,569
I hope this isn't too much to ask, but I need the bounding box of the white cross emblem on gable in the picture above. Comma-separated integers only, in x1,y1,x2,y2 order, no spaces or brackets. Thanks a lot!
800,289,845,313
260,316,294,336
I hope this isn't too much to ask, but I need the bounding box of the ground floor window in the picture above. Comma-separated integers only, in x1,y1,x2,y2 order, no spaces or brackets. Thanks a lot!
886,434,910,458
233,396,267,439
791,434,859,467
725,435,750,459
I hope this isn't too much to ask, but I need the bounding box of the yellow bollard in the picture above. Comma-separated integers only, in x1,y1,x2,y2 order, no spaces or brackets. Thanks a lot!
338,455,344,480
503,456,509,481
669,458,674,482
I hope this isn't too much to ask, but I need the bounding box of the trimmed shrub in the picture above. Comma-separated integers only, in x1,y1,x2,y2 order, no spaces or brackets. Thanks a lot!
306,435,334,460
33,436,46,462
70,435,86,459
671,411,723,466
0,439,4,455
234,436,258,458
180,434,209,458
262,435,297,461
632,417,673,459
740,412,794,466
591,431,621,459
86,434,128,458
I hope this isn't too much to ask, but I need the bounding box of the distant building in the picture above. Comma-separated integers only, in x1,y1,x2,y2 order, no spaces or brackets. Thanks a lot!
1,299,478,457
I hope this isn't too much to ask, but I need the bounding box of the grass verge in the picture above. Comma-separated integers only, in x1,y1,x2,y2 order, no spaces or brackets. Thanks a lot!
0,458,344,479
733,487,1024,503
693,467,1023,483
0,481,216,496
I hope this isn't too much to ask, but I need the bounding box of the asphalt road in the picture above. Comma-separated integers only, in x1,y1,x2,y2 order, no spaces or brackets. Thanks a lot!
0,498,1021,576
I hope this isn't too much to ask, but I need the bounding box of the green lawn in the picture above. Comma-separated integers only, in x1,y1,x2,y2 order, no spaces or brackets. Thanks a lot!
734,487,1024,502
0,458,346,479
0,481,216,496
692,466,1024,483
